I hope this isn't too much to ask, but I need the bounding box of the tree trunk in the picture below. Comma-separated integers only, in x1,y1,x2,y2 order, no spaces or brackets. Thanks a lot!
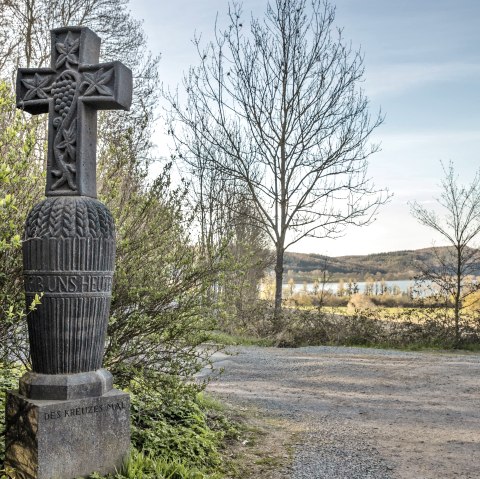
454,246,462,347
454,298,460,347
274,246,284,327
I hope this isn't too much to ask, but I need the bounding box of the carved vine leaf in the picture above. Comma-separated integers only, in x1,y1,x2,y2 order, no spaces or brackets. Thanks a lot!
52,115,77,191
56,31,80,69
81,68,114,96
51,158,76,190
50,168,65,191
57,119,77,160
21,74,51,101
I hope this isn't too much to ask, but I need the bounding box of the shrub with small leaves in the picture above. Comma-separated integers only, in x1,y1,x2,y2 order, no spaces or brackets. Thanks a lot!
0,81,44,366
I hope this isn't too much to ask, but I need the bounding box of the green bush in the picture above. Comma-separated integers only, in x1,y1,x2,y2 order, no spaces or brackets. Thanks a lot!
0,366,22,465
0,81,43,366
95,377,231,479
129,379,221,471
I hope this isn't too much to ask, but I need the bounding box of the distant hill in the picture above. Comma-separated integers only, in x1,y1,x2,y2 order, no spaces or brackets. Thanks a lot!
284,247,480,282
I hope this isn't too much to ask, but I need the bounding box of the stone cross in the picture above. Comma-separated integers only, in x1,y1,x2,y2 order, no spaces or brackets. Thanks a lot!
16,26,132,197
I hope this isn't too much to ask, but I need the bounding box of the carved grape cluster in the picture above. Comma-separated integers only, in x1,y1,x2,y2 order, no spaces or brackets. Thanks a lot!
51,78,76,119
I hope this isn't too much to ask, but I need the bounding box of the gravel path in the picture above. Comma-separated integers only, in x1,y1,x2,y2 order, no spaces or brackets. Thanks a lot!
205,346,480,479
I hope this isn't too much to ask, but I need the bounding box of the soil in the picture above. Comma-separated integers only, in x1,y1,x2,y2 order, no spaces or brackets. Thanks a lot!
206,346,480,479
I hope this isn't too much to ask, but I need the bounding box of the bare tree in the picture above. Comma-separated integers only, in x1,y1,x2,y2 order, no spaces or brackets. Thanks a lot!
410,161,480,345
184,136,273,327
164,0,387,322
0,0,160,173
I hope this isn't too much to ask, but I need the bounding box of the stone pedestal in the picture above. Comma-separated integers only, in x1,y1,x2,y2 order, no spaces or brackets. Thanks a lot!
5,389,130,479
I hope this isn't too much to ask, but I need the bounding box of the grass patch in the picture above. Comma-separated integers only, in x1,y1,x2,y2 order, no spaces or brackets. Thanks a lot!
91,451,216,479
216,400,298,479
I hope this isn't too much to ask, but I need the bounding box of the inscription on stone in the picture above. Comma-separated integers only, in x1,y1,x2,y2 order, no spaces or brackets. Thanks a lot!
43,400,126,421
24,271,113,294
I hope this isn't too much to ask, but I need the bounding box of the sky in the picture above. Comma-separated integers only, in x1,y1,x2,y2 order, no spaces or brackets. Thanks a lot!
128,0,480,257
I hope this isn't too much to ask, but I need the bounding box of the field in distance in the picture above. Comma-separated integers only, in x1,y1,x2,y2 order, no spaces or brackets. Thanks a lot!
284,246,480,282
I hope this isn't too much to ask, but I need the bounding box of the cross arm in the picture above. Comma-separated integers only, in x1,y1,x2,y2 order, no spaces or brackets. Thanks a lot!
79,61,132,110
17,68,55,114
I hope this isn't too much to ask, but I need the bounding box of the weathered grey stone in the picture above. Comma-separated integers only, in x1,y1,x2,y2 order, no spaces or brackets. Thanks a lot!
19,369,113,400
6,25,133,479
16,26,132,198
5,389,130,479
23,196,116,380
13,25,132,395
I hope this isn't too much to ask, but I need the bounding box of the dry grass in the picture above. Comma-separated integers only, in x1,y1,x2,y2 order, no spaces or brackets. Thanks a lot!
219,401,301,479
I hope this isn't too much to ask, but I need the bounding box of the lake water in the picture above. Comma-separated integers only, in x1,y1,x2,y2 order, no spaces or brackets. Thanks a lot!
285,279,415,295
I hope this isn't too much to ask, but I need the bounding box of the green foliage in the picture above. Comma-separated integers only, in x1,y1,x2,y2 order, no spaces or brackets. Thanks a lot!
129,379,222,471
0,366,22,465
97,149,221,386
86,378,234,479
0,81,43,365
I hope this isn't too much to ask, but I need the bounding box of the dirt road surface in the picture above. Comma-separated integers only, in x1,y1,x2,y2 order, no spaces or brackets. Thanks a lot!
206,346,480,479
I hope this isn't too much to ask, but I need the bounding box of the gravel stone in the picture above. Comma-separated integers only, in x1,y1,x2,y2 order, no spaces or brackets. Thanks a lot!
207,345,480,479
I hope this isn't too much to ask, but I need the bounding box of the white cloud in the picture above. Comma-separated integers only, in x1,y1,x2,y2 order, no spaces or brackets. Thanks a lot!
368,130,480,183
364,62,480,98
377,130,480,146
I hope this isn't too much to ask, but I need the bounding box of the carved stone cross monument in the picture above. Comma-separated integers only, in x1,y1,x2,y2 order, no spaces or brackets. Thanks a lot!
17,26,131,197
5,27,132,479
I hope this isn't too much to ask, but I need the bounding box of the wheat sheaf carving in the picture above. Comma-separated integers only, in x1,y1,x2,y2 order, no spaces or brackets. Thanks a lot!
25,197,115,239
